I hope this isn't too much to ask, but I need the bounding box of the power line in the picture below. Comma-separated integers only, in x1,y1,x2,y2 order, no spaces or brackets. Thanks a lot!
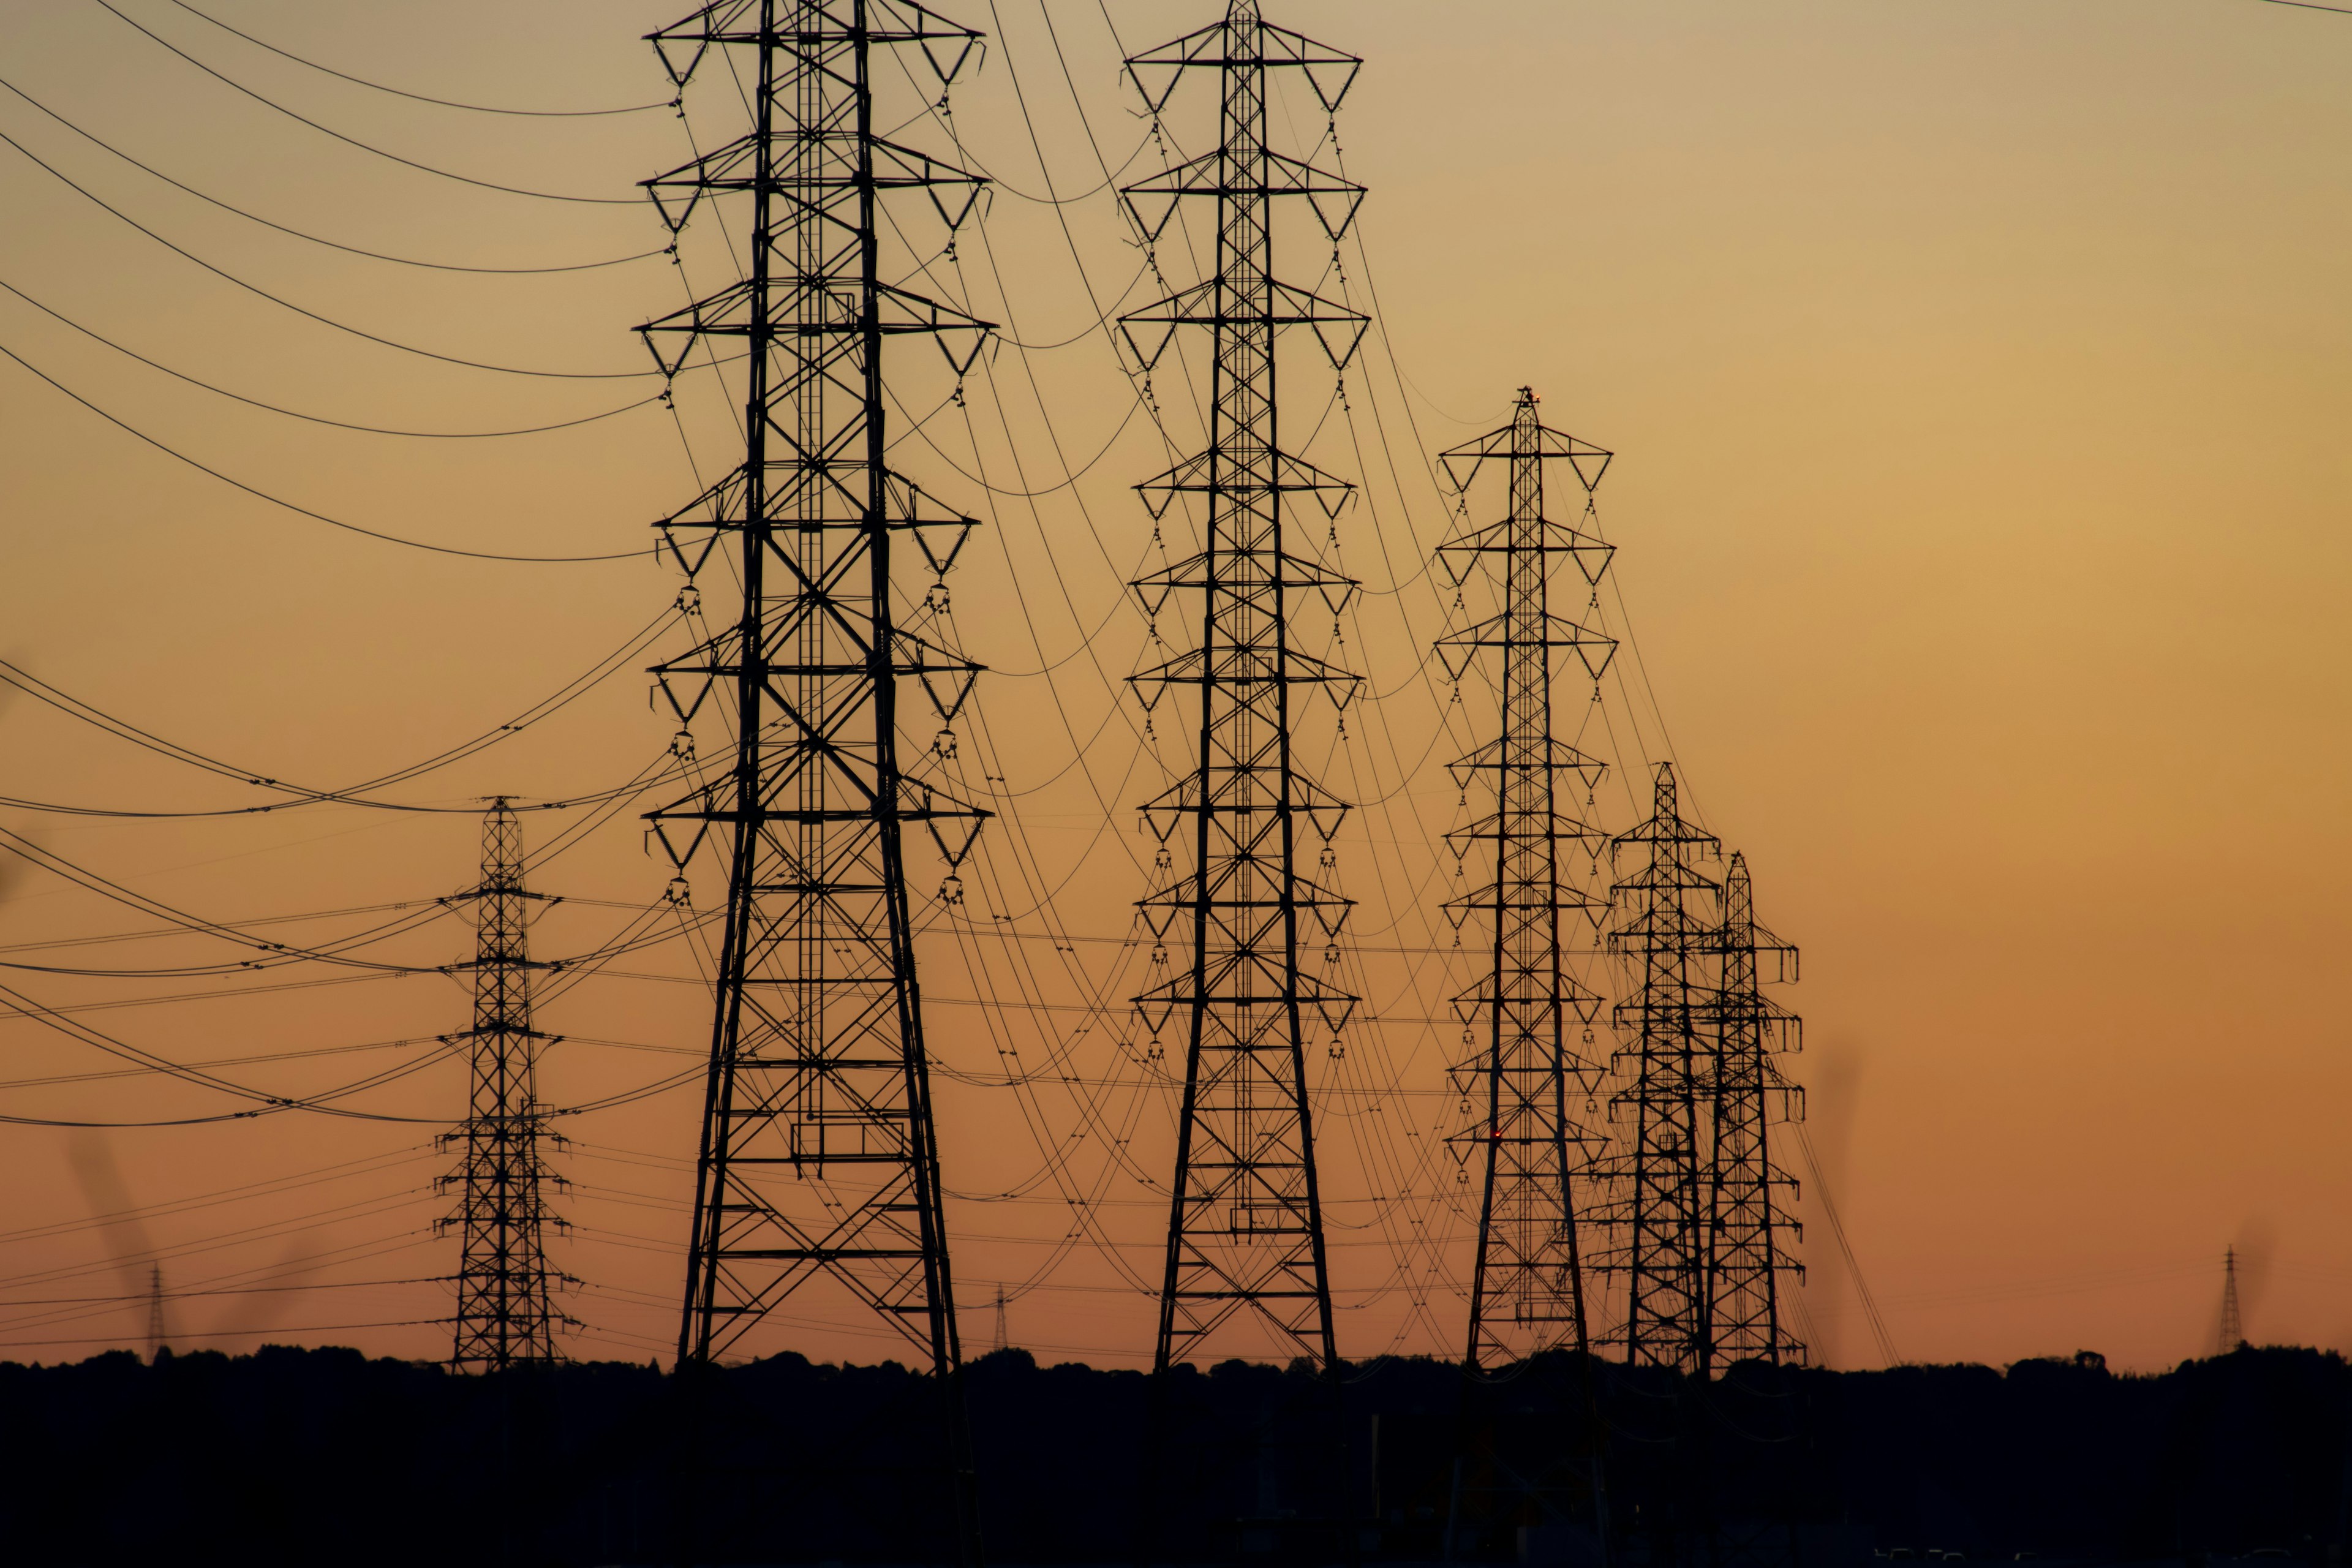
157,0,676,117
0,1275,443,1308
0,276,663,437
0,978,466,1120
0,606,681,815
0,1144,431,1245
0,1316,445,1351
0,126,658,377
87,0,639,203
0,74,666,273
0,340,652,562
1790,1121,1901,1369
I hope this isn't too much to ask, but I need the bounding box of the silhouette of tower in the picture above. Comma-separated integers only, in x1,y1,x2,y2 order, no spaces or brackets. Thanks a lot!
992,1285,1008,1355
1698,851,1804,1371
1433,388,1618,1369
1118,0,1370,1374
145,1260,167,1363
441,799,564,1372
1598,763,1721,1371
639,0,989,1379
2219,1245,2245,1352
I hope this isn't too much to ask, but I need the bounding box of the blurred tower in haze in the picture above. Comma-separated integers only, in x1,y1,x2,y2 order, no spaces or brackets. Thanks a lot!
1117,0,1370,1374
2219,1245,2245,1352
1698,851,1805,1370
1432,388,1618,1369
441,800,565,1372
1597,764,1722,1372
145,1264,167,1362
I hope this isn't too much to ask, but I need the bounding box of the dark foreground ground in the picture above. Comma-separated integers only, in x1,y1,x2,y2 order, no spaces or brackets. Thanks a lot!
2,1343,2345,1566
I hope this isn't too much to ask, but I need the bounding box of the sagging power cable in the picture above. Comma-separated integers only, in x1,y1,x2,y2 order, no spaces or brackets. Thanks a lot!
157,0,677,118
87,0,640,204
0,606,680,815
0,341,653,561
0,127,658,379
0,276,662,438
0,74,665,274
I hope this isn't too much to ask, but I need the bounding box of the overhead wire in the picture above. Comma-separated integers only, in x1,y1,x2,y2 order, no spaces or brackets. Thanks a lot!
86,0,640,205
0,1143,432,1246
0,341,656,562
0,605,682,816
0,276,664,438
156,0,677,117
0,126,659,378
0,74,665,273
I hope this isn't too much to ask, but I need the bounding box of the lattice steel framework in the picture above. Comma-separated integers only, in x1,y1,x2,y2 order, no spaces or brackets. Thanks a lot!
1433,389,1618,1370
145,1260,168,1363
1698,851,1803,1371
1598,764,1721,1371
2219,1245,2245,1352
636,0,989,1384
1118,0,1370,1373
441,799,565,1372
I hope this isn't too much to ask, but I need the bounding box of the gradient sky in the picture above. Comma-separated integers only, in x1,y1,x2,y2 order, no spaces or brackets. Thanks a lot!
0,0,2346,1375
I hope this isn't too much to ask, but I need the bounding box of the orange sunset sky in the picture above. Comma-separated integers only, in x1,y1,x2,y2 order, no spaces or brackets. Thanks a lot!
0,0,2346,1375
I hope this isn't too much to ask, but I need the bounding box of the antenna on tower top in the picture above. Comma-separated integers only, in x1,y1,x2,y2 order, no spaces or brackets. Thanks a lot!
2218,1245,2245,1354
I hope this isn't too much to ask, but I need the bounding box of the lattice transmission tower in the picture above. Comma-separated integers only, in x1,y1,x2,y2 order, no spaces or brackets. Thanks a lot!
440,799,565,1372
1118,0,1370,1374
1598,764,1722,1372
1698,851,1803,1372
1433,388,1618,1370
638,0,989,1381
2219,1245,2245,1352
145,1264,167,1363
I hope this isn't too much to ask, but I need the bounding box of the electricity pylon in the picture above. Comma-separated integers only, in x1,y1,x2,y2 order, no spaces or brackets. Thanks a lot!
145,1264,167,1363
1433,388,1618,1369
2219,1245,2245,1352
1698,851,1804,1371
638,0,989,1381
1599,763,1721,1372
1118,0,1370,1374
441,799,565,1372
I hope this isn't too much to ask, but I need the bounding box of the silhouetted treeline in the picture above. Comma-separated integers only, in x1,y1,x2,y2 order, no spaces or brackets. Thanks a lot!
2,1342,2346,1566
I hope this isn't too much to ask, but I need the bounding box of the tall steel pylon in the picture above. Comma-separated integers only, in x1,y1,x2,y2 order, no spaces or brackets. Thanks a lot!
1433,388,1618,1369
441,799,565,1372
1698,851,1803,1371
1118,0,1370,1373
1599,764,1721,1372
638,0,989,1379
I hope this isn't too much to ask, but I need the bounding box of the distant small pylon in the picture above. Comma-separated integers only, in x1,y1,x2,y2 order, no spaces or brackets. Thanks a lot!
2218,1245,2245,1353
145,1260,167,1363
440,800,565,1372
